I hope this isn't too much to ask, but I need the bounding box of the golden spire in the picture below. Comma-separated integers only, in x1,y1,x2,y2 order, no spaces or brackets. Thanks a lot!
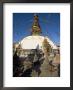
31,14,41,35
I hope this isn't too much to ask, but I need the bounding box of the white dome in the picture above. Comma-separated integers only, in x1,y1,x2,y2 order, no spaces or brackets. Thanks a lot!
20,36,57,50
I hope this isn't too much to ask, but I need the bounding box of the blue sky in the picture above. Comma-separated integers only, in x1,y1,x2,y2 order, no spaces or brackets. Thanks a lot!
13,13,60,45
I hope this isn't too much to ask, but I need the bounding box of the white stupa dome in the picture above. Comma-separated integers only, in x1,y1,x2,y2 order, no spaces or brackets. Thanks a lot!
19,35,57,50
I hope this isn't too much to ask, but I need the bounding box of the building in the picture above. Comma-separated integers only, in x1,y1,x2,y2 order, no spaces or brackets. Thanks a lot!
14,14,58,56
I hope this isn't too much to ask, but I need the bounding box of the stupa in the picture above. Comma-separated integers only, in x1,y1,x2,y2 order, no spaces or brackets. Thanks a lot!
18,14,58,50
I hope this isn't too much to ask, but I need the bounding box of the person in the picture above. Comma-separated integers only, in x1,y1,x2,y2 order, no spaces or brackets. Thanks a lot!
49,60,53,66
